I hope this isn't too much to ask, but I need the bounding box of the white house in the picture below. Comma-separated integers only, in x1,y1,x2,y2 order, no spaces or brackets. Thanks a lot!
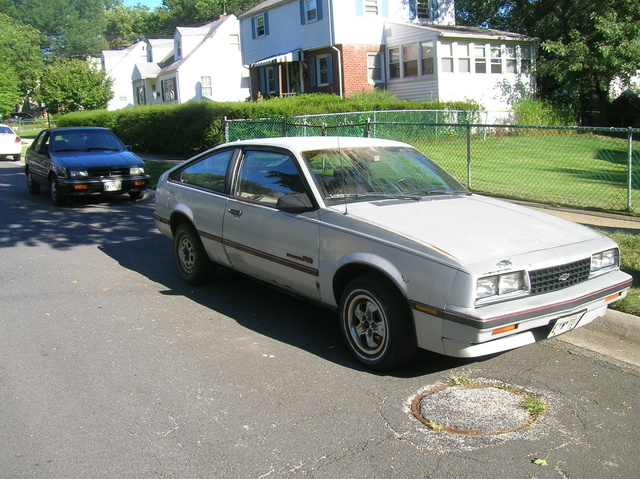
132,14,250,106
101,41,148,110
239,0,536,114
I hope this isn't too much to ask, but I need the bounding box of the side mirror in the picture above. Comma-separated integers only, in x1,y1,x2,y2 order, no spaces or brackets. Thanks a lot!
276,193,315,213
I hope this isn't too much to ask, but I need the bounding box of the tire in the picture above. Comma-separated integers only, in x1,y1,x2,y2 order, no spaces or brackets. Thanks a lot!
339,275,417,371
26,170,40,195
49,175,67,206
129,190,144,201
13,154,20,162
173,223,212,285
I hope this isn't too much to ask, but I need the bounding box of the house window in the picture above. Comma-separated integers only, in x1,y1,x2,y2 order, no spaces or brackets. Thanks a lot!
367,52,384,83
364,0,379,16
421,41,434,75
229,34,240,50
441,42,453,73
474,44,487,73
457,43,471,73
306,0,317,22
491,46,502,73
317,55,330,85
201,76,212,97
162,78,175,101
416,0,431,20
521,45,532,73
388,48,400,79
506,45,517,73
253,13,269,38
403,44,418,77
175,38,182,59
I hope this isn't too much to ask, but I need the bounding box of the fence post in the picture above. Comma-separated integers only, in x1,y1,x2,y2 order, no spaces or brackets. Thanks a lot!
363,118,371,137
466,123,472,188
224,116,229,143
628,127,634,211
282,117,288,137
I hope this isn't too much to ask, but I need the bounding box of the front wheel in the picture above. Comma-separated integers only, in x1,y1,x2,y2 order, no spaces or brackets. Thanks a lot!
173,223,212,285
129,190,145,201
339,276,417,371
49,175,67,206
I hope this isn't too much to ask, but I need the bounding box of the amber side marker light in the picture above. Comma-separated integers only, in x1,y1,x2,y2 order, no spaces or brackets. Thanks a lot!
492,324,517,335
605,292,622,303
74,185,88,190
134,180,145,186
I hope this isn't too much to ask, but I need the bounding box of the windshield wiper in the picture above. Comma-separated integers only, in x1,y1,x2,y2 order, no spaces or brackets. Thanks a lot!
326,192,422,201
413,189,471,196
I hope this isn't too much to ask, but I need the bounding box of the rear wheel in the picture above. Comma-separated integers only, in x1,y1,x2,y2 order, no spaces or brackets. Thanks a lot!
339,275,417,371
173,223,212,285
49,175,66,206
26,170,40,194
12,154,20,162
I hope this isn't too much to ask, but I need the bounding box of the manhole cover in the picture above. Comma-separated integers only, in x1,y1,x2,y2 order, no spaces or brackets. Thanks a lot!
411,381,546,437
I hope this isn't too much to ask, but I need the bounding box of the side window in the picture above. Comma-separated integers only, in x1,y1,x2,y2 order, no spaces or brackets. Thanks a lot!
33,132,49,152
235,151,305,206
176,149,234,193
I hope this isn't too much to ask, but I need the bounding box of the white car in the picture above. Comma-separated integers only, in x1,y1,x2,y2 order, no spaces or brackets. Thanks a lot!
0,123,22,161
153,137,631,370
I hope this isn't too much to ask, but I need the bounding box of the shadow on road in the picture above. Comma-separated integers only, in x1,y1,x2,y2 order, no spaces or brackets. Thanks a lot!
1,161,479,377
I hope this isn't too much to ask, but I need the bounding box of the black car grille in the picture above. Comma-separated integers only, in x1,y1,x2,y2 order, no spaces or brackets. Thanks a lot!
87,167,130,178
529,258,591,295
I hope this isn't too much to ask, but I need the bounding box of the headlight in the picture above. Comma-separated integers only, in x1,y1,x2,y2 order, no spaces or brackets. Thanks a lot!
70,170,89,178
591,249,618,273
476,271,528,302
130,167,145,175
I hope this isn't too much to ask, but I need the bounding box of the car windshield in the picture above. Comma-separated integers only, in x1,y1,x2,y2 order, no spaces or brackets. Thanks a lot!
51,130,125,153
302,146,469,205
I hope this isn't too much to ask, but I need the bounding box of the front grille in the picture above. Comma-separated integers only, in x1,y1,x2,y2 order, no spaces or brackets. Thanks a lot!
88,167,130,178
529,258,591,295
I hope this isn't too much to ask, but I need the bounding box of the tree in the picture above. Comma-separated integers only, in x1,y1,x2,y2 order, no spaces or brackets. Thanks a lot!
0,13,43,113
0,0,109,59
38,59,113,113
455,0,640,124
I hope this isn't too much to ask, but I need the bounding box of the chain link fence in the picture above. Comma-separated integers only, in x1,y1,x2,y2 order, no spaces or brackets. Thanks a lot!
225,111,640,214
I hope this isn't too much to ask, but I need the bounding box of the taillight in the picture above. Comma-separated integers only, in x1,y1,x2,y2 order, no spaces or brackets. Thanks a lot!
15,137,21,143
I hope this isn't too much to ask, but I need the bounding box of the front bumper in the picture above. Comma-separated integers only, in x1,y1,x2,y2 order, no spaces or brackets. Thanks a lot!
413,269,632,358
57,175,150,196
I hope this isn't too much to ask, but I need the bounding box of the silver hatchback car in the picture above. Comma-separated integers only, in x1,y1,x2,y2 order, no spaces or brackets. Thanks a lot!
153,137,631,370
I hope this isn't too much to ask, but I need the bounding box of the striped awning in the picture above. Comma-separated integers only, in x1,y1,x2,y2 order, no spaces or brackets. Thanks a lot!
250,50,303,68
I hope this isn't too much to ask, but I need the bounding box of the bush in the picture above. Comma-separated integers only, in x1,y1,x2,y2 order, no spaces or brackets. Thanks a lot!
56,94,483,155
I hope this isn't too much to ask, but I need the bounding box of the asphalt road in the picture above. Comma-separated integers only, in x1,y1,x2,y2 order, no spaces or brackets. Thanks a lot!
1,159,639,479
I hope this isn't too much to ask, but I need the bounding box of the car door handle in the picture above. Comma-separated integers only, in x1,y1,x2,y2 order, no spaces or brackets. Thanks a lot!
228,208,242,217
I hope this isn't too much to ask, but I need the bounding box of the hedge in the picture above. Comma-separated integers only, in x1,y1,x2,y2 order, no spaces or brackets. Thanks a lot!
56,93,482,156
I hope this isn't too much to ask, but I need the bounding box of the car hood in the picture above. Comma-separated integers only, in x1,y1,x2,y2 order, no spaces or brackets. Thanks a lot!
53,150,143,168
336,194,602,264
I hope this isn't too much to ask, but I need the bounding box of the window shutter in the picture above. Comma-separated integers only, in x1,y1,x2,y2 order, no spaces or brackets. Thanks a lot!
317,0,323,20
300,0,306,24
264,12,270,35
251,17,256,39
408,0,417,20
326,54,333,84
310,58,317,87
259,68,266,93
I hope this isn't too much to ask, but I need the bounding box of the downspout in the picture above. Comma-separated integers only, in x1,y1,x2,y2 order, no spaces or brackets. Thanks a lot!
327,0,343,98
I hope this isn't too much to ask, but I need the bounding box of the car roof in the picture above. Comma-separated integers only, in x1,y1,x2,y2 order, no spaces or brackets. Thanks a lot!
0,123,15,130
226,136,412,152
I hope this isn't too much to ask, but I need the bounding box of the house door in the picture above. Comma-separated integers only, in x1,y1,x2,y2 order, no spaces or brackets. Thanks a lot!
287,63,302,95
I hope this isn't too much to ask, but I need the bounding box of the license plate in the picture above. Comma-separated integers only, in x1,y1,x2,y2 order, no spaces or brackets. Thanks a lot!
548,310,586,338
104,180,121,192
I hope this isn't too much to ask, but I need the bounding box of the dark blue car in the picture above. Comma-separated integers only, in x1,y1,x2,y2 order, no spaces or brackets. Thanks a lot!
25,127,149,206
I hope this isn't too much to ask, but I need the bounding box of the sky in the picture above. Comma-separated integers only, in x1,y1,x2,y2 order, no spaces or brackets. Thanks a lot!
121,0,164,9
